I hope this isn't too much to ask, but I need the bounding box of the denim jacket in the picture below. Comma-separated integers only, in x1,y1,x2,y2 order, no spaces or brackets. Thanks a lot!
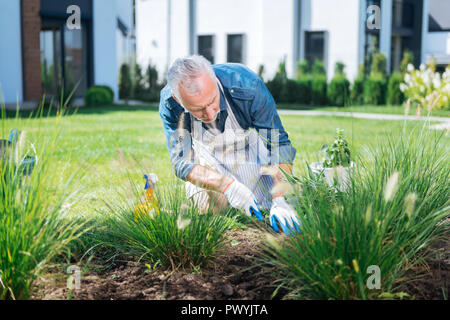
159,63,297,181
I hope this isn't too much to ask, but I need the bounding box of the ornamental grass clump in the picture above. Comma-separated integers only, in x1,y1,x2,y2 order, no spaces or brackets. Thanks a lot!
96,182,238,270
0,103,85,300
263,124,449,299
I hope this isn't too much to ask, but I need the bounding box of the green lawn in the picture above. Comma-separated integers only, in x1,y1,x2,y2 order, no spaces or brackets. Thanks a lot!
277,103,450,118
2,103,447,217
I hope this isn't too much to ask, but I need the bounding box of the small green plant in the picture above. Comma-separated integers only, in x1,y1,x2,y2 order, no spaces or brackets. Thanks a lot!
320,128,351,168
95,182,239,270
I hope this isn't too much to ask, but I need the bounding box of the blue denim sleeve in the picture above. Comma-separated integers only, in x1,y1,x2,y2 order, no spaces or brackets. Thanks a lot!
250,78,297,165
159,87,195,181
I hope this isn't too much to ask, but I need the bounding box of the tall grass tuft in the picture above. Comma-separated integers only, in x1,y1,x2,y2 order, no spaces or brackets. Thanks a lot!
263,124,449,299
0,101,86,300
95,181,239,270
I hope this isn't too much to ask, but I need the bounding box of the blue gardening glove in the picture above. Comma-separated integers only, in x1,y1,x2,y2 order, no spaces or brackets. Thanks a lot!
223,179,263,221
270,197,301,235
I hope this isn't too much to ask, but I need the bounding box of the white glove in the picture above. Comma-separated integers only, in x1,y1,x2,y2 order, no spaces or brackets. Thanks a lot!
270,197,301,235
223,180,263,220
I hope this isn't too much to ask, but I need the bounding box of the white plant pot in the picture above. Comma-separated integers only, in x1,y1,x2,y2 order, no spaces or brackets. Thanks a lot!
310,161,356,191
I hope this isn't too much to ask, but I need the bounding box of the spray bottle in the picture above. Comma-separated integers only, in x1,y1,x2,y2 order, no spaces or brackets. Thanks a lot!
134,173,159,221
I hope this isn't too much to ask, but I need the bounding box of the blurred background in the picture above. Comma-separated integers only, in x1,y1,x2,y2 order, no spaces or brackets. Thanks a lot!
0,0,449,109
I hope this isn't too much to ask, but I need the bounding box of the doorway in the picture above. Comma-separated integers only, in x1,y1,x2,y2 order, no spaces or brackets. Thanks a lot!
40,21,90,99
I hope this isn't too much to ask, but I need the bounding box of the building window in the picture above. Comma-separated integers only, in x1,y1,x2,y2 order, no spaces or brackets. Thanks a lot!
392,0,414,29
227,34,244,63
40,28,62,97
39,0,92,98
198,35,215,64
429,0,450,32
304,31,325,69
40,22,89,98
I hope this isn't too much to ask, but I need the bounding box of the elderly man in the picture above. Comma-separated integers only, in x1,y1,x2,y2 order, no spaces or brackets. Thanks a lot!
159,55,300,235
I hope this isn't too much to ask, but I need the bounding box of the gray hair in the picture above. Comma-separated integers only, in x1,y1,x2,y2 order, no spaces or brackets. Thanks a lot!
167,55,216,101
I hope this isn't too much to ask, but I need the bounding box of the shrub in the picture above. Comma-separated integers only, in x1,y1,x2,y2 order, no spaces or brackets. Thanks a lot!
95,85,114,101
363,52,388,105
350,78,365,105
134,64,146,99
296,60,309,80
387,72,405,105
364,73,387,105
84,86,113,107
266,60,288,103
292,60,312,105
137,63,164,102
328,76,350,106
296,76,312,104
327,62,350,107
266,79,282,103
119,63,132,100
370,52,387,76
312,59,326,76
264,125,449,299
311,75,328,106
350,65,365,105
283,79,301,103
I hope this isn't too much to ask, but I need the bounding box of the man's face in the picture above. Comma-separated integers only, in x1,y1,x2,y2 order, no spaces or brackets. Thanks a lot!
175,73,220,123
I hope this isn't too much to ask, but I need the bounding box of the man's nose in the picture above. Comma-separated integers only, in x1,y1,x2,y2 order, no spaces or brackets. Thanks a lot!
205,106,216,121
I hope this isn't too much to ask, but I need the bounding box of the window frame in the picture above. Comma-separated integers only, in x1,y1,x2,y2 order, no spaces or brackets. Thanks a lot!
226,33,246,64
197,34,216,64
304,30,328,73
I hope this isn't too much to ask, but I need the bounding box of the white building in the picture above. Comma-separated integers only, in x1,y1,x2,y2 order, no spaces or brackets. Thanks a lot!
136,0,450,83
0,0,135,107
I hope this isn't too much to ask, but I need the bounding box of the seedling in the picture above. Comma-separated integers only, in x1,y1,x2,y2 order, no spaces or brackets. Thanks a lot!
320,128,351,168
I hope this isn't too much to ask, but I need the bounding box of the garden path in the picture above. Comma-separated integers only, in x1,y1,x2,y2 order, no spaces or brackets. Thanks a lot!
277,109,450,131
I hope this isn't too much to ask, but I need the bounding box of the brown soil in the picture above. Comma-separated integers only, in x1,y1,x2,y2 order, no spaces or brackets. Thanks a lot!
32,229,449,300
397,237,449,300
32,228,285,300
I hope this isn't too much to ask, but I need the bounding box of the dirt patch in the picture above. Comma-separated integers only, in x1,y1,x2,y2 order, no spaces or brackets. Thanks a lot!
32,228,285,300
397,237,449,300
32,229,449,300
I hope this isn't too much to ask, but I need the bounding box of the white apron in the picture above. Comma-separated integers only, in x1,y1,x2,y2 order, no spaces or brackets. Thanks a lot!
185,79,273,210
